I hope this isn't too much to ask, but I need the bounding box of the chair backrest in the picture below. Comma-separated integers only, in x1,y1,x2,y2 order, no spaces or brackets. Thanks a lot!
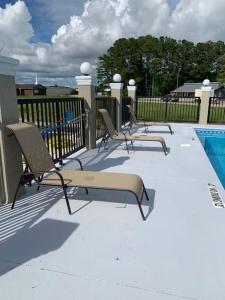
127,105,137,124
98,109,118,137
6,122,55,175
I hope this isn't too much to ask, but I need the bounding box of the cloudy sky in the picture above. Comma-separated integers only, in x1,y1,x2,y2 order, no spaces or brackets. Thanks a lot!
0,0,225,87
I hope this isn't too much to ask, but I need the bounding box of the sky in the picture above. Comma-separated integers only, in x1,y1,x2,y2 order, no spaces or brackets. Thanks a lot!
0,0,225,87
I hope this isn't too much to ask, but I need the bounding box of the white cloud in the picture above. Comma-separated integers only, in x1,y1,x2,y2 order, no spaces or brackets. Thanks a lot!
168,0,225,42
0,0,33,55
1,0,225,86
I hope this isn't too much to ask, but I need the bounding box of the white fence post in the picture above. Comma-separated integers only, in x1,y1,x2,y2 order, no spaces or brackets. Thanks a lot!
0,55,24,204
198,80,212,124
75,62,96,150
127,79,137,110
110,74,123,131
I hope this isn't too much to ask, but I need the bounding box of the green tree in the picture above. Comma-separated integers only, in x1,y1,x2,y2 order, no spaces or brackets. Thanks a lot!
217,54,225,87
97,35,225,95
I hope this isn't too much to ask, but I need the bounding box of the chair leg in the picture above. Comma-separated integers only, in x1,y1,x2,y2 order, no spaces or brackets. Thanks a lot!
161,142,167,155
62,185,72,214
130,140,134,149
135,195,146,221
98,137,104,153
140,189,144,205
164,142,168,154
143,184,149,201
168,125,173,135
104,136,109,150
11,177,23,209
125,139,129,154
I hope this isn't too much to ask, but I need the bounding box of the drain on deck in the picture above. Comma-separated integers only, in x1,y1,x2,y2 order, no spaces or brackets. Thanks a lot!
208,183,224,208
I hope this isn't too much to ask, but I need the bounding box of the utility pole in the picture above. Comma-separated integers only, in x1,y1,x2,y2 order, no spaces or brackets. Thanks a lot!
177,67,181,88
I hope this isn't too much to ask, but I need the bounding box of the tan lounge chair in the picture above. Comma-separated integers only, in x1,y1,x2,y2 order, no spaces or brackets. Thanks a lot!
98,109,168,155
5,122,149,220
127,105,173,134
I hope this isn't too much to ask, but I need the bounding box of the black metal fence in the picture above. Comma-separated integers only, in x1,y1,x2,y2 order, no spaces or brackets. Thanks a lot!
17,97,85,164
136,96,201,122
208,97,225,124
122,96,132,124
95,96,117,138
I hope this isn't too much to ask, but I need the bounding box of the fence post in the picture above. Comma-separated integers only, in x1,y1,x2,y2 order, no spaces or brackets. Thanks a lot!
164,100,168,121
55,101,63,165
0,55,24,204
127,79,137,110
198,80,212,124
110,74,123,131
75,62,96,150
199,91,210,124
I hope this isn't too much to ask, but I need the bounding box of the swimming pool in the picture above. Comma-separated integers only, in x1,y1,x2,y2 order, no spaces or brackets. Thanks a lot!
196,128,225,188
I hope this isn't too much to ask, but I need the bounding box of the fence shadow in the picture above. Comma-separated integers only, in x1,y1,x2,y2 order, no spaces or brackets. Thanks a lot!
65,141,129,170
85,156,130,171
0,188,79,277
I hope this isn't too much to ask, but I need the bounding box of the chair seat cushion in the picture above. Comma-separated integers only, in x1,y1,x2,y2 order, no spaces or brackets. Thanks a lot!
113,134,165,144
40,170,143,199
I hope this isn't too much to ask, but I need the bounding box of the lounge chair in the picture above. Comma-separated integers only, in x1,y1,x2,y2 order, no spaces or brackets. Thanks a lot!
98,109,168,155
5,122,149,220
127,105,173,134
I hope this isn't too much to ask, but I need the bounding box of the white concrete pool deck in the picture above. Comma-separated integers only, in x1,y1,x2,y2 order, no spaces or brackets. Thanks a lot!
1,123,225,300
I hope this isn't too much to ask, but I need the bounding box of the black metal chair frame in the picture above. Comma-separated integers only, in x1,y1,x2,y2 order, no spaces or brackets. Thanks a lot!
3,123,150,221
129,110,173,135
98,126,135,154
11,157,88,214
97,126,168,155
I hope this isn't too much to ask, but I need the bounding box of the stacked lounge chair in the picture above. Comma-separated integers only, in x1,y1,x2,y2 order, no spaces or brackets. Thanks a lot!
98,109,168,155
127,104,173,134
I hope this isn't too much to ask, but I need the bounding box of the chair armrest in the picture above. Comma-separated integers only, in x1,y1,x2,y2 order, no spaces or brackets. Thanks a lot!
71,157,84,170
24,170,67,186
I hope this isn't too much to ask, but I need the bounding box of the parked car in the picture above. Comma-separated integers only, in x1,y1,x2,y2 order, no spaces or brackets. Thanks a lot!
161,94,179,102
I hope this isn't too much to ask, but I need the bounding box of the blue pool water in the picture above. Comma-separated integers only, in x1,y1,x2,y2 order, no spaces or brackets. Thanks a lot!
196,128,225,188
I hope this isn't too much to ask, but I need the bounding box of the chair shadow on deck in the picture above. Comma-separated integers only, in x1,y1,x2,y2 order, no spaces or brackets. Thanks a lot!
68,187,155,220
0,188,79,277
0,183,154,279
126,146,171,154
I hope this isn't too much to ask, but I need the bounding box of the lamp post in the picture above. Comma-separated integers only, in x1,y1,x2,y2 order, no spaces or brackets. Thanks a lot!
75,62,96,149
127,79,137,110
110,74,123,131
176,67,181,89
199,78,212,125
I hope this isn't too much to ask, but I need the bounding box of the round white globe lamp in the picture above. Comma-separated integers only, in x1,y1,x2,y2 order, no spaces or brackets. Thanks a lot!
203,79,210,86
113,73,121,82
80,62,92,75
129,79,135,86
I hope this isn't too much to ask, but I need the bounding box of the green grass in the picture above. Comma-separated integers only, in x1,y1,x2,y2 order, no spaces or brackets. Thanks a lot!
208,107,225,123
137,101,200,122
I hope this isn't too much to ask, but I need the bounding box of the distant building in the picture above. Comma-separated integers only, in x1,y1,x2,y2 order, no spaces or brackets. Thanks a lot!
46,86,74,96
172,82,225,97
16,84,46,96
